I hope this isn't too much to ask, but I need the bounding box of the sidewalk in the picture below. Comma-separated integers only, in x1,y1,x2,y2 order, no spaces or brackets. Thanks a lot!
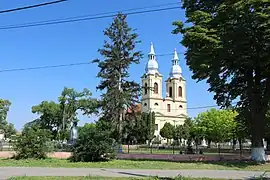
0,167,269,179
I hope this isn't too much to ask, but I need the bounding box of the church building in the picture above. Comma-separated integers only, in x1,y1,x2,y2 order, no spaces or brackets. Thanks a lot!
141,43,188,138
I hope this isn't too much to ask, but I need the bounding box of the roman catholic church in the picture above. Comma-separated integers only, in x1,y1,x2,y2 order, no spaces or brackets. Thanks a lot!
141,43,188,137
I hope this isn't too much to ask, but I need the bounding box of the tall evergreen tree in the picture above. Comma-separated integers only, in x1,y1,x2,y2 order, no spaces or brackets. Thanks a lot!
93,13,143,143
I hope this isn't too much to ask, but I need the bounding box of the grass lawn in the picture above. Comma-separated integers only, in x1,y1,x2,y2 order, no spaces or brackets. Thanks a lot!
0,158,269,171
8,176,225,180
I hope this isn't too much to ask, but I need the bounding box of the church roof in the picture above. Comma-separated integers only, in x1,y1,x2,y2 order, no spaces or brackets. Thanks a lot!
126,104,142,114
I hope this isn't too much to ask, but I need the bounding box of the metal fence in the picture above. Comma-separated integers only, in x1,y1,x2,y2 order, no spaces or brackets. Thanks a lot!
120,143,253,155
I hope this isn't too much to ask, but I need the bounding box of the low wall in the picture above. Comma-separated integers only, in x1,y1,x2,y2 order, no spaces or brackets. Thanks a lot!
117,153,270,162
0,151,72,159
0,151,269,162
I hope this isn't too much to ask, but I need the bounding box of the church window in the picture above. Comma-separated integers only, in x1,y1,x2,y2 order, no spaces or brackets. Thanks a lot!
178,86,182,97
167,104,171,112
144,103,147,107
169,87,172,98
154,103,158,106
179,105,183,108
154,83,158,94
155,124,158,131
144,83,148,95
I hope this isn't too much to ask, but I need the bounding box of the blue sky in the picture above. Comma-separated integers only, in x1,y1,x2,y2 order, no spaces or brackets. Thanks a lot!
0,0,216,130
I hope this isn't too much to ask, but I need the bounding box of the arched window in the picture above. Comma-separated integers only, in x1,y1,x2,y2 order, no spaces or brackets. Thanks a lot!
178,86,182,97
144,83,148,95
144,103,147,107
169,87,172,98
179,105,183,108
154,83,158,94
154,103,158,106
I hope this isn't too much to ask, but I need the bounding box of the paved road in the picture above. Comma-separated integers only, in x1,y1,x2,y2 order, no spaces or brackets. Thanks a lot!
0,167,269,179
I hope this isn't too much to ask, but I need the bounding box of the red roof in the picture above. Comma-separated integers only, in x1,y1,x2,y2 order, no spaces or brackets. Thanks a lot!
126,104,142,114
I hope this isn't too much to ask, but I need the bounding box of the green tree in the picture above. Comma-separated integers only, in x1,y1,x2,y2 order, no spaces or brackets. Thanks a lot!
70,123,115,162
146,112,156,145
31,101,62,140
160,122,174,144
173,125,183,145
4,123,16,139
182,117,192,141
58,87,98,140
0,99,10,123
28,88,98,140
173,0,270,161
93,13,143,144
13,125,52,159
122,113,137,145
194,109,237,145
0,99,16,139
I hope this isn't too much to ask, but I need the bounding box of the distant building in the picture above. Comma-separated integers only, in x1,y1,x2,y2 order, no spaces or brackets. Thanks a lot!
141,43,188,137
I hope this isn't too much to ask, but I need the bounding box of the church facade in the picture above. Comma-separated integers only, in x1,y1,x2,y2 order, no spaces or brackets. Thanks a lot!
141,43,188,138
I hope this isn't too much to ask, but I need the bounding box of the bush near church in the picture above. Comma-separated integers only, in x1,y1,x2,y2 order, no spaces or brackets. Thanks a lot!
70,123,115,162
13,125,53,159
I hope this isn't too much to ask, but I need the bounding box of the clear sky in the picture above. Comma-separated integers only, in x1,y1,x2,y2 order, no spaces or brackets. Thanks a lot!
0,0,216,130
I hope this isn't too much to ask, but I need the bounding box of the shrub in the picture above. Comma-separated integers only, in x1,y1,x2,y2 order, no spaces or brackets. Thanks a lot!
70,123,115,162
13,125,53,159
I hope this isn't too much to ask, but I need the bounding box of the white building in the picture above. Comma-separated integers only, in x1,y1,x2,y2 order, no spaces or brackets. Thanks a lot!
141,43,188,137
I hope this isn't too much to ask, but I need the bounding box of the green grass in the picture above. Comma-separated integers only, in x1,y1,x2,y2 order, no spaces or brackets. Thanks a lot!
0,158,269,171
8,176,226,180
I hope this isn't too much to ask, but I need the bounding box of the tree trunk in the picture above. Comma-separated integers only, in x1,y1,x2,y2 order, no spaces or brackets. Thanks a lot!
128,142,130,154
232,139,237,150
238,138,243,159
249,111,266,161
207,140,211,148
247,69,267,162
266,138,270,151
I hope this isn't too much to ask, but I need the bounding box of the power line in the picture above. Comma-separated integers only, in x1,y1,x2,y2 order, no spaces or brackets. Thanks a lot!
142,102,238,111
0,2,180,28
0,52,185,73
151,103,237,111
0,6,181,30
0,62,90,73
0,0,67,14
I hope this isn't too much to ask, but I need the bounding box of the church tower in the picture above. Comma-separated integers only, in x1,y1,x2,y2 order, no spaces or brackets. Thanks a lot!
165,49,187,111
141,43,163,113
141,44,187,140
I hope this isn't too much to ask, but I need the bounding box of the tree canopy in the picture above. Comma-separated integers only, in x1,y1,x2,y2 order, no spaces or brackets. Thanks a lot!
0,99,16,139
13,124,52,159
27,87,98,140
160,122,174,142
173,0,270,161
194,109,237,144
71,123,115,162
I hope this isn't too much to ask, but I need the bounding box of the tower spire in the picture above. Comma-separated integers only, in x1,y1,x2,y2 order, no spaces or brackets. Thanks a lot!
169,48,182,78
149,42,155,55
173,48,179,63
145,42,159,74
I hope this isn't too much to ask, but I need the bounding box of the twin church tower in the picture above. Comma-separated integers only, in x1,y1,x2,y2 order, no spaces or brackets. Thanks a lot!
141,43,188,137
